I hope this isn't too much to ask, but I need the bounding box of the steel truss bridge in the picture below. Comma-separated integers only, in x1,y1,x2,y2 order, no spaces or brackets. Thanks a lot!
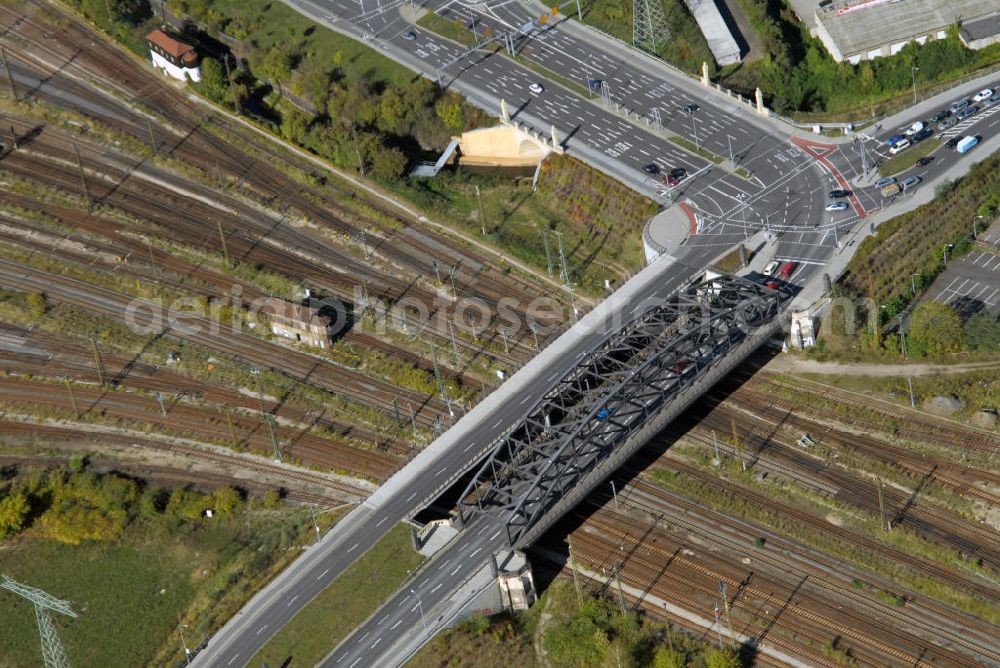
457,273,787,548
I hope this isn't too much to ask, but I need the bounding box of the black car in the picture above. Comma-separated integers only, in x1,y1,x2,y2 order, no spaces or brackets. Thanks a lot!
684,104,699,114
828,189,851,199
915,156,934,167
910,127,934,142
643,163,660,175
929,110,951,123
956,105,979,121
945,136,963,149
669,167,687,179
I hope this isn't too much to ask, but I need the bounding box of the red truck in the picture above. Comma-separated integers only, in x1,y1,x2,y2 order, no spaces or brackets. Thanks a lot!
777,261,796,280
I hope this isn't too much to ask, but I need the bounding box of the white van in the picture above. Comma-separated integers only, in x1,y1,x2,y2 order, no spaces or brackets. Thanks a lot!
889,139,910,155
905,121,925,136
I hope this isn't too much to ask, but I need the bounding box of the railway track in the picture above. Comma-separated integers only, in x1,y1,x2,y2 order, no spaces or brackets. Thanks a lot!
0,419,370,499
0,257,455,427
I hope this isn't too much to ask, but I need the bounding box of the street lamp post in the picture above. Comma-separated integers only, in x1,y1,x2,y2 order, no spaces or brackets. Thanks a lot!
410,588,428,635
974,214,985,239
911,273,920,295
178,624,192,666
943,243,954,267
911,66,919,105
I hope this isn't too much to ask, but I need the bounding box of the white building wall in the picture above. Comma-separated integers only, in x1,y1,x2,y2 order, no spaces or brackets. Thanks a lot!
151,51,201,83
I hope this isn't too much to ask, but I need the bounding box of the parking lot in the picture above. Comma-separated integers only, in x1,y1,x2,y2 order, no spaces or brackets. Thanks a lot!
923,222,1000,318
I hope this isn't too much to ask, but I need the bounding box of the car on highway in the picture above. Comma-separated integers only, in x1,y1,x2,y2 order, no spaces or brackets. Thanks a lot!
945,136,963,149
762,260,780,276
930,110,951,123
938,116,958,131
949,98,971,113
901,176,921,191
528,82,544,94
684,103,699,114
973,88,993,103
888,139,910,154
402,31,417,41
956,105,979,121
915,156,934,167
664,167,687,187
825,202,849,212
828,189,851,198
874,176,897,188
643,163,660,175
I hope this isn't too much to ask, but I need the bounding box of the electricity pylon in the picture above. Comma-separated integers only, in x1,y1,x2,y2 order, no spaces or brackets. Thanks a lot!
1,574,78,668
633,0,670,53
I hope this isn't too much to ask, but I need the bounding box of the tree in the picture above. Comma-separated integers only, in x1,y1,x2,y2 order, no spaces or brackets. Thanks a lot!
435,97,464,132
26,292,47,318
371,146,407,182
651,647,686,668
908,301,962,357
703,647,742,668
196,57,229,103
0,492,30,539
213,486,242,514
377,89,408,134
281,109,310,144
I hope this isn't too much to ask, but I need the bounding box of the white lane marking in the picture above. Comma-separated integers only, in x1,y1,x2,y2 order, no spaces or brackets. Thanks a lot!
520,394,533,405
317,569,330,581
493,419,503,429
431,583,443,593
256,625,268,635
451,565,462,575
490,529,502,540
406,491,417,502
227,654,241,666
359,631,370,643
286,595,298,607
378,614,389,625
435,467,447,477
349,658,362,668
463,440,478,452
371,638,382,649
470,547,482,558
376,516,388,527
391,620,402,630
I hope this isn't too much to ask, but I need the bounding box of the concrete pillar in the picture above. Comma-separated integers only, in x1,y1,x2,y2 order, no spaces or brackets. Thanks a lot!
500,98,509,122
755,88,766,116
701,61,709,86
738,244,747,267
550,124,559,149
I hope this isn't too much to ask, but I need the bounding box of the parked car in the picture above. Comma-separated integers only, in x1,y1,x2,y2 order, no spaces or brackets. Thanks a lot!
528,82,544,94
874,176,897,188
930,110,951,123
973,88,993,103
915,156,934,167
402,31,417,41
905,121,926,136
643,163,660,175
885,134,906,147
880,183,901,197
777,261,797,280
684,103,699,113
828,189,851,198
986,93,1000,108
937,116,958,131
901,176,921,190
945,136,963,149
762,260,780,276
910,128,934,143
825,202,849,212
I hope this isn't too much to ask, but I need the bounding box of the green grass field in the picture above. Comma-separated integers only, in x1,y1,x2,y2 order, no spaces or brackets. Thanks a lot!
0,504,330,667
879,138,941,176
175,0,417,86
251,523,425,666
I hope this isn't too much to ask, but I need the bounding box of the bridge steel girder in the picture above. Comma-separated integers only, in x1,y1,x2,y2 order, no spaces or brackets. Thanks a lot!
456,274,785,548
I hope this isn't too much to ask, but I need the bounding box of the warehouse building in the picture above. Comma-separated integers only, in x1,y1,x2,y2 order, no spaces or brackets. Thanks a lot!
814,0,998,63
260,297,332,349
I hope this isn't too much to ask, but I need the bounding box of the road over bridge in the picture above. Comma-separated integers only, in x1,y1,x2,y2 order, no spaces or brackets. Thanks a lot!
324,272,786,667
